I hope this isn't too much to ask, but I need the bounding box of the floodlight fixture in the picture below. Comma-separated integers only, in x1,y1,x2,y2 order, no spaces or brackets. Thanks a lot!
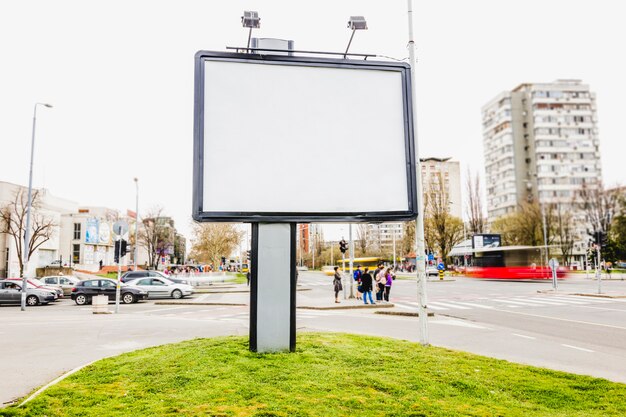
242,11,261,50
347,16,368,31
344,16,368,58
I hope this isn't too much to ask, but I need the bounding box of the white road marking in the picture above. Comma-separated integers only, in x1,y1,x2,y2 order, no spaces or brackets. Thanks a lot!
562,344,595,353
512,333,536,340
489,308,626,330
576,305,626,313
493,299,551,306
430,301,471,310
433,319,490,329
520,298,566,305
141,306,187,313
453,302,494,309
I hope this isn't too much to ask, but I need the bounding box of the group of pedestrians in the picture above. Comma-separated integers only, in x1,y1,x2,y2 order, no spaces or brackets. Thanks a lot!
333,263,394,304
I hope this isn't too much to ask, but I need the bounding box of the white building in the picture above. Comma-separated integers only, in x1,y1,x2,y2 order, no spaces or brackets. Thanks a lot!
482,80,602,258
420,157,462,218
0,181,77,278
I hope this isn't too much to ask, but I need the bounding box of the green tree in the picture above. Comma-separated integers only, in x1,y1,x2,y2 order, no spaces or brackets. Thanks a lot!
189,223,243,269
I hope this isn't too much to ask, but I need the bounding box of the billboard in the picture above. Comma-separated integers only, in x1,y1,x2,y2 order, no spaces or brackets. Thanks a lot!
193,51,418,223
85,218,99,244
472,234,501,249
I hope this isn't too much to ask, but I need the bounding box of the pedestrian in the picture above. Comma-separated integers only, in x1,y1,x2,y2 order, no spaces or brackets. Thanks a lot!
353,265,363,300
246,270,251,286
374,263,385,302
99,259,103,271
360,267,375,305
384,268,393,303
333,266,343,303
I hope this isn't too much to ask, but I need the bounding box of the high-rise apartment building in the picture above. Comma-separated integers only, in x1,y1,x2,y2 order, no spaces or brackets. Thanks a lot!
420,157,462,219
482,80,602,257
483,80,601,214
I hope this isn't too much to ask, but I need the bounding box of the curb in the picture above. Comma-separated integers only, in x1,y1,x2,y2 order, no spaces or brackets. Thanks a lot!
19,359,99,407
193,288,311,294
537,290,626,299
375,310,435,317
298,303,395,311
154,301,248,306
571,293,626,299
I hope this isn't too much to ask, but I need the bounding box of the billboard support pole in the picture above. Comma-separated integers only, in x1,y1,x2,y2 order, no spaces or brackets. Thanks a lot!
407,0,429,346
349,224,354,299
249,223,296,353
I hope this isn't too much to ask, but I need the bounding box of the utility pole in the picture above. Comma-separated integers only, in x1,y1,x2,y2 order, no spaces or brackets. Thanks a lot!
407,0,429,345
349,224,354,299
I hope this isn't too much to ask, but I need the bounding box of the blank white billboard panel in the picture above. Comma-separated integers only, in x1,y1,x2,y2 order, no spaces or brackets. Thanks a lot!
193,52,417,222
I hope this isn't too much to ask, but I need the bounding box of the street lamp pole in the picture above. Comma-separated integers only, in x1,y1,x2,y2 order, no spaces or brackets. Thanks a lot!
407,0,429,345
21,102,52,311
133,177,139,270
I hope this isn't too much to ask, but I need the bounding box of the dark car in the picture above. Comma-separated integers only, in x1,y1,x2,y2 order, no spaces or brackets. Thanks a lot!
70,278,147,305
121,270,189,285
0,280,56,306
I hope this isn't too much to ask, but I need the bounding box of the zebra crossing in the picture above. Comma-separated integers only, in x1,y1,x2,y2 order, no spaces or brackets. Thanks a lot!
396,294,615,312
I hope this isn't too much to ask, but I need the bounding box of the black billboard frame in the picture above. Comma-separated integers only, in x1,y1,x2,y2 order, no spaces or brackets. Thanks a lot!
193,50,418,223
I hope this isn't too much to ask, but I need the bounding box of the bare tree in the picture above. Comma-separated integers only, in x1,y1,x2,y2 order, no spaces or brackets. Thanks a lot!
579,182,620,235
189,223,243,268
554,204,576,265
423,173,464,261
401,221,415,256
465,168,485,235
0,189,55,277
355,224,369,255
138,206,175,269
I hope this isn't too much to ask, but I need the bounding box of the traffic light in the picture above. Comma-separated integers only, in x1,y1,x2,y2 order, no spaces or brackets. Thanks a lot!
599,231,609,249
114,239,128,263
339,239,347,254
221,256,226,265
245,250,251,261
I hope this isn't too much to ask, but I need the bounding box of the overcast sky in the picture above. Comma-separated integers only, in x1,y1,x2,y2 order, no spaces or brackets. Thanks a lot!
1,0,623,244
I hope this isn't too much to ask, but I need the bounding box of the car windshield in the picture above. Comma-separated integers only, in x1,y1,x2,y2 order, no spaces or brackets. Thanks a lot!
31,278,45,286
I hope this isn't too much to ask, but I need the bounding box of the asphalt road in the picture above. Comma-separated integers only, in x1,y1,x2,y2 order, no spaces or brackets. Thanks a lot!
1,271,625,406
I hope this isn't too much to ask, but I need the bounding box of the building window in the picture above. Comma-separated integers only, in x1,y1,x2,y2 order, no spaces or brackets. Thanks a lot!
73,223,81,240
72,244,80,264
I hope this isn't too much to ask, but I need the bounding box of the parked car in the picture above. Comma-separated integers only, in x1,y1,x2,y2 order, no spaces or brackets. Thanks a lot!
5,278,63,299
121,270,190,285
124,276,193,299
0,280,56,306
426,265,439,277
40,275,81,296
70,278,148,305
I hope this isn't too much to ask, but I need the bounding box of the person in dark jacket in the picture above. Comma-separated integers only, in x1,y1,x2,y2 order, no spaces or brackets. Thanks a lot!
360,267,375,305
333,266,343,303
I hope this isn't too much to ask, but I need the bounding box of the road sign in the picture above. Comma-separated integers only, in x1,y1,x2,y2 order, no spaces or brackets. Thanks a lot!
437,262,445,271
112,220,129,236
428,253,434,261
549,258,559,270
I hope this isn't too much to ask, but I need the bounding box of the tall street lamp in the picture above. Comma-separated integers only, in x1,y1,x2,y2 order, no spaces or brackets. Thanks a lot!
21,102,53,311
134,177,139,270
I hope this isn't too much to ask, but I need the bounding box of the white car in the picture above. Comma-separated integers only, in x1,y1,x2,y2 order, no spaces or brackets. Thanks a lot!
41,275,80,296
124,276,193,299
426,265,439,276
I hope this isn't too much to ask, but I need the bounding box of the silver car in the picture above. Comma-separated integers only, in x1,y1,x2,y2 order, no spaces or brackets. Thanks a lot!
0,280,56,306
125,276,193,299
41,275,80,296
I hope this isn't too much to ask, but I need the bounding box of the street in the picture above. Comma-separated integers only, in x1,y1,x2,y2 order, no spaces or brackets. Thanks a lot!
2,271,626,407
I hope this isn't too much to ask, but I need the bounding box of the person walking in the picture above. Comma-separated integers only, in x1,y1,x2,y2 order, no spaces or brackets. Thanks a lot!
353,265,363,300
384,267,394,302
374,263,385,302
360,267,375,305
333,266,343,303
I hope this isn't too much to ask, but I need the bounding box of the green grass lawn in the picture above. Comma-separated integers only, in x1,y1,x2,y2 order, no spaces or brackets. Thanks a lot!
3,333,625,417
96,272,120,279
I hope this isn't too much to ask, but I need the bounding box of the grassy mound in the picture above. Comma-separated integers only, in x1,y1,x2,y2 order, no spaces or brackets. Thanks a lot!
3,333,625,416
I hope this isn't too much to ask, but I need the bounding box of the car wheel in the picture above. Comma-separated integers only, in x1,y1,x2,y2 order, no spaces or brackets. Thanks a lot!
75,294,88,305
122,292,135,304
26,295,39,306
171,289,183,299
